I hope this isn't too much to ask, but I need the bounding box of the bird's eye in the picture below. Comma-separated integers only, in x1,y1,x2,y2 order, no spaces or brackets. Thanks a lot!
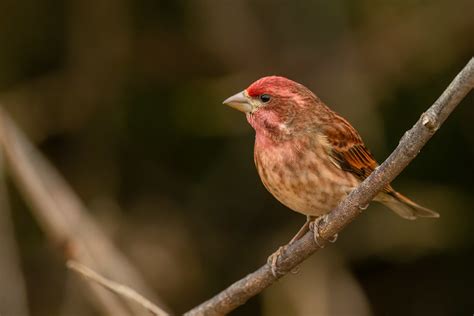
259,94,271,103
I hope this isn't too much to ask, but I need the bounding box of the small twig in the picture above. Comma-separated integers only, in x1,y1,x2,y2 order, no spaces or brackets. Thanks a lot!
184,58,474,316
67,261,169,316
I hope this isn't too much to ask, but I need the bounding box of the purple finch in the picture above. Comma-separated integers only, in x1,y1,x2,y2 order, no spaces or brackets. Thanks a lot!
223,76,439,252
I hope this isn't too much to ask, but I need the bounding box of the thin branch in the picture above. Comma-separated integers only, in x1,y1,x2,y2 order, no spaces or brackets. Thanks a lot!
185,58,474,316
67,261,169,316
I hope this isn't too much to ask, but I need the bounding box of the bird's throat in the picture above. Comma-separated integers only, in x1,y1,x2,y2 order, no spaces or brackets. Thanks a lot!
247,110,291,146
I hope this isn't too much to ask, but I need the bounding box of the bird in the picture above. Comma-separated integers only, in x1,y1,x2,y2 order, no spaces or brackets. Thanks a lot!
223,76,439,275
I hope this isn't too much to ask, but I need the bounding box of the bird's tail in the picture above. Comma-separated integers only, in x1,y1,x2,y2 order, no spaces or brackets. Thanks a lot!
377,191,439,220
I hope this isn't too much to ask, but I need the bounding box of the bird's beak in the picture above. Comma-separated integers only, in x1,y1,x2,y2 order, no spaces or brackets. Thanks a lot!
223,91,253,113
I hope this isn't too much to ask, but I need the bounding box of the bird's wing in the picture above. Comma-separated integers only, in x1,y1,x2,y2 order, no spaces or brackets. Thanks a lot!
323,116,391,192
321,114,437,219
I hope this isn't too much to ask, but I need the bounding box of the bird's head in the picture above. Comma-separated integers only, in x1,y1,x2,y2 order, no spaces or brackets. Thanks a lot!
223,76,322,140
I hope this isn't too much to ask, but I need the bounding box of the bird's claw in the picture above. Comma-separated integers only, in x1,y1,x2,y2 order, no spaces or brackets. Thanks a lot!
309,215,338,248
267,244,301,277
267,245,291,278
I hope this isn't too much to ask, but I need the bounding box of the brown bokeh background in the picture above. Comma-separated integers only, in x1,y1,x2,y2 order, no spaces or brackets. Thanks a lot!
0,0,473,315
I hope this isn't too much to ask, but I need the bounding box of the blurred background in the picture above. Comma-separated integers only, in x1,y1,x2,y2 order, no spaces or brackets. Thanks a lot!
0,0,473,315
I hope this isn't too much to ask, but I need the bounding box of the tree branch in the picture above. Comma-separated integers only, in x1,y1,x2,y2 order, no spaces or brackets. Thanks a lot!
184,58,474,316
67,261,169,316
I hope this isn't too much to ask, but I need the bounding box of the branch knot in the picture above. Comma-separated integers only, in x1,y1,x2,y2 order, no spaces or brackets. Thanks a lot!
421,111,439,132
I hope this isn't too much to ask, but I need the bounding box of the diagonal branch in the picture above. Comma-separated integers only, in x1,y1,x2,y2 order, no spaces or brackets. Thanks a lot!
184,57,474,316
67,261,169,316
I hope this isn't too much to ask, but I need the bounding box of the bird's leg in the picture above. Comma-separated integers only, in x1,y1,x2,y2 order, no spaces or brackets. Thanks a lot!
267,216,313,277
289,215,313,243
309,214,338,248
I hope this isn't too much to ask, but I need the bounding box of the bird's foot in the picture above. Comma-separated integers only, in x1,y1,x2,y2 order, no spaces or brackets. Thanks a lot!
309,214,338,248
268,244,302,278
267,245,287,278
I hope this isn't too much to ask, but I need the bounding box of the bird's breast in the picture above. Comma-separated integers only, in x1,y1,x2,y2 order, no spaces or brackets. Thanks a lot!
254,135,358,216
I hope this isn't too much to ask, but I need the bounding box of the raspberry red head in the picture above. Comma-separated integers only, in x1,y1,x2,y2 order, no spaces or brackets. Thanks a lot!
223,76,326,139
246,76,303,99
223,76,313,113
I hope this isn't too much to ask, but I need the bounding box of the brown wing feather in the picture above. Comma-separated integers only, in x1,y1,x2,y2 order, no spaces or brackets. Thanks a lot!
318,112,438,219
323,115,392,193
